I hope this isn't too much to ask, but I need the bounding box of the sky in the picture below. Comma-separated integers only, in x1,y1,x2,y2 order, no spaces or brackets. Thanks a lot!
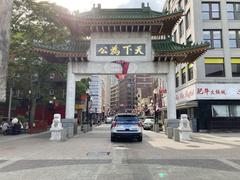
37,0,166,12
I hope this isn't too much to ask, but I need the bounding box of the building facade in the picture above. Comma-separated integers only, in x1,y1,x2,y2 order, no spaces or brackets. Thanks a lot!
89,75,104,114
163,0,240,131
110,83,119,115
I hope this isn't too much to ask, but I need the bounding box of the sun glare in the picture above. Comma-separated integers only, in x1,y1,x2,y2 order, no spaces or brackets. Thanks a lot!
44,0,130,12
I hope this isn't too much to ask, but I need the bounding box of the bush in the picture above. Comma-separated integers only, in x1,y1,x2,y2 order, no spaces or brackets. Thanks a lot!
17,115,27,123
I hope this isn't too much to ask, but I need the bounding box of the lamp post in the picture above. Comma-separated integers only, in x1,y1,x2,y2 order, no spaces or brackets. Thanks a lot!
28,90,31,129
86,89,90,131
153,89,159,132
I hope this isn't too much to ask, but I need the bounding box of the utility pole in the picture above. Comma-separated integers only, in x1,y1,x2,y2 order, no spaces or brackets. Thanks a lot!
7,87,13,121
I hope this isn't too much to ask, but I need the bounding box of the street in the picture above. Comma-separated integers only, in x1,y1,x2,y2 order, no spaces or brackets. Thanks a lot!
0,124,240,180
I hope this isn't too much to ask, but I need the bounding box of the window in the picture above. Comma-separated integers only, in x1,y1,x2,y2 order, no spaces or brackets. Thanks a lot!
231,58,240,77
49,89,54,95
187,35,192,43
203,30,222,48
49,73,55,79
230,105,240,117
212,105,229,117
62,89,66,98
229,30,240,48
173,31,177,42
202,2,220,20
185,10,191,30
227,2,240,20
179,21,184,38
205,58,225,77
181,67,186,84
178,0,183,9
188,63,193,81
176,72,179,87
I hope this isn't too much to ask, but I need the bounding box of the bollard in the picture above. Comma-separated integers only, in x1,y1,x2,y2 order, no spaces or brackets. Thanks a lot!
173,128,180,142
167,127,173,139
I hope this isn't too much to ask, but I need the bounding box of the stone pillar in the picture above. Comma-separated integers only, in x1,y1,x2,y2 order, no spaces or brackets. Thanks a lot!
65,61,76,119
167,61,176,119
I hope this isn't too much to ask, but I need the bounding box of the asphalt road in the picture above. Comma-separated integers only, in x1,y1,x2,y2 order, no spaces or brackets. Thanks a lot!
0,124,240,180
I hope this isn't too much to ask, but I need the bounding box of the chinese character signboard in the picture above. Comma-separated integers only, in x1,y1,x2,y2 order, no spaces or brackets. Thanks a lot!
96,44,146,56
176,83,240,104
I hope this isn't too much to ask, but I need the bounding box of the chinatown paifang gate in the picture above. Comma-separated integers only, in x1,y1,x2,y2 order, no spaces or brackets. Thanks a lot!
34,3,209,124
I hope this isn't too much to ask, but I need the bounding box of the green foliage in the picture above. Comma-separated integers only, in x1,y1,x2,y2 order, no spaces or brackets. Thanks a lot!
8,0,70,122
17,115,27,123
76,78,91,97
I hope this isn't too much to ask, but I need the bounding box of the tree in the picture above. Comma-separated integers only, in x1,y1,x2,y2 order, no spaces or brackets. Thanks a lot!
76,78,91,98
9,0,69,123
0,0,13,102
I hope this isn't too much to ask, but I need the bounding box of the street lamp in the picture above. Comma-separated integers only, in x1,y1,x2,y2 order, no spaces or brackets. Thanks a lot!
153,89,158,132
28,90,31,129
86,89,90,130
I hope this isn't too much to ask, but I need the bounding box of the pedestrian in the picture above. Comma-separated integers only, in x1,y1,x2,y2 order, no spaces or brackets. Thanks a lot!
2,121,9,135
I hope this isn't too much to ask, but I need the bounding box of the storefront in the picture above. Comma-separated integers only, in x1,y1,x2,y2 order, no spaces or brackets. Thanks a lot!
176,83,240,131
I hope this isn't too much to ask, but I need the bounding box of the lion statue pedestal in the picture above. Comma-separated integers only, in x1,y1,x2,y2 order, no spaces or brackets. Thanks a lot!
50,114,66,141
178,114,192,141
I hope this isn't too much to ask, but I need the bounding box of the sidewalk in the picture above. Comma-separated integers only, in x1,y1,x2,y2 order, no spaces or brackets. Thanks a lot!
0,131,50,144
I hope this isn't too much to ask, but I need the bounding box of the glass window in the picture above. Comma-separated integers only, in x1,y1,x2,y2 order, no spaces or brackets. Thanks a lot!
230,105,240,117
181,67,186,84
231,58,240,77
202,2,220,20
229,30,240,48
179,21,184,38
176,73,179,87
227,2,240,20
186,10,191,30
205,58,225,77
203,30,222,48
188,64,194,81
205,64,225,77
49,89,54,95
212,105,229,117
187,35,192,42
178,0,183,9
49,73,55,79
173,31,177,42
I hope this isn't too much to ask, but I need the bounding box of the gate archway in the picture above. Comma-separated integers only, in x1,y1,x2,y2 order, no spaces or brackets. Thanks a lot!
33,3,209,123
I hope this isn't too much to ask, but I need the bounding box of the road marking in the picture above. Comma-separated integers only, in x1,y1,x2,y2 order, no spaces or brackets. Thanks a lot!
0,158,21,170
112,145,126,164
218,158,240,170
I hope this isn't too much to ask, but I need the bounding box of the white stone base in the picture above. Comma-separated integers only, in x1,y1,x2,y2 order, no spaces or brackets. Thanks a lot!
179,131,191,141
50,129,67,141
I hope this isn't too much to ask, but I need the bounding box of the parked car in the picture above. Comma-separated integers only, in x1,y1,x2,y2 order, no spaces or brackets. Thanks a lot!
143,118,154,130
111,113,142,142
105,116,114,124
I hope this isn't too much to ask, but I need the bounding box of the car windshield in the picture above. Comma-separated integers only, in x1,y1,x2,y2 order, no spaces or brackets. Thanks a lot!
115,115,139,123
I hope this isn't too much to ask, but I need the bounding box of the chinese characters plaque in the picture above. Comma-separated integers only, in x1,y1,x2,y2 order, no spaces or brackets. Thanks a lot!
96,44,146,56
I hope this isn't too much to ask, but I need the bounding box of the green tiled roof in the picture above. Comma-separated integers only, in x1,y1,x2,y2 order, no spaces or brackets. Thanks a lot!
34,41,90,53
77,7,183,20
152,38,209,54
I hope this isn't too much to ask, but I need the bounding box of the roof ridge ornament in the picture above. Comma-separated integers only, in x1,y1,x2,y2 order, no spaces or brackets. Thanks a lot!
141,2,151,12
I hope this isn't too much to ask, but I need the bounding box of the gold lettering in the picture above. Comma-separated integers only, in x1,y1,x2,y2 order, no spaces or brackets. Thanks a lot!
110,45,120,56
134,45,144,55
98,46,108,55
122,45,132,55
